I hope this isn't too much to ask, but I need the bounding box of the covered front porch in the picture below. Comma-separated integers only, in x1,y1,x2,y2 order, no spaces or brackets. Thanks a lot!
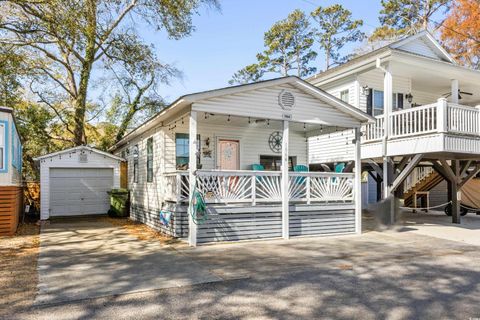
145,77,372,246
161,111,361,246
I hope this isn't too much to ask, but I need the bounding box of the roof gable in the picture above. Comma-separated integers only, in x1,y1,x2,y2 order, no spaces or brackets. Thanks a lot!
192,82,361,128
389,31,455,63
34,146,124,161
188,77,372,124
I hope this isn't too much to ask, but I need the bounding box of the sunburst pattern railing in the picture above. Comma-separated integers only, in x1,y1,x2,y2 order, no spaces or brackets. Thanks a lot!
164,170,354,204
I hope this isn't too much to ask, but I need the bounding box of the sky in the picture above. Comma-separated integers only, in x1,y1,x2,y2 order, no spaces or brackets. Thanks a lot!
140,0,384,103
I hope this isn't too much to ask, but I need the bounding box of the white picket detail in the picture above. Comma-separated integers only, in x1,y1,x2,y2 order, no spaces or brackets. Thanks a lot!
362,116,384,142
164,171,189,202
389,103,437,138
362,101,480,145
447,104,480,135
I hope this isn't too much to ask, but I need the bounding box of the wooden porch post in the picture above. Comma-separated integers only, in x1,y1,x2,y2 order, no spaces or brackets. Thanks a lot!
451,160,461,224
281,120,289,240
354,128,362,234
188,111,198,246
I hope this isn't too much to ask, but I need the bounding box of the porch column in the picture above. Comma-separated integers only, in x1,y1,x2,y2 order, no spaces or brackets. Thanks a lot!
382,63,393,199
354,127,362,234
281,120,289,240
188,111,198,246
451,79,459,104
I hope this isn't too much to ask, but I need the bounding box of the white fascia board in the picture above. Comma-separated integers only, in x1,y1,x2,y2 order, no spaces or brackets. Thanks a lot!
309,51,392,87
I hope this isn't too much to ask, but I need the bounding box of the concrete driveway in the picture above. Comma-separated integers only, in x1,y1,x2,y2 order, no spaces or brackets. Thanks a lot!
35,218,221,305
24,215,480,319
398,210,480,246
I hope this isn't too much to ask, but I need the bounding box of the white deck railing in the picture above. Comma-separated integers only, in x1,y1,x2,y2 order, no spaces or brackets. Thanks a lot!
448,103,480,135
163,170,354,205
362,100,480,143
363,115,384,141
389,103,437,138
403,167,435,193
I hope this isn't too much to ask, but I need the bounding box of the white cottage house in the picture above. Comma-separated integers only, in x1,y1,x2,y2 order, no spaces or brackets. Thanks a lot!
110,77,373,246
308,31,480,223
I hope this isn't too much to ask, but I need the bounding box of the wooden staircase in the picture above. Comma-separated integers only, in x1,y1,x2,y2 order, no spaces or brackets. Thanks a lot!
403,170,443,207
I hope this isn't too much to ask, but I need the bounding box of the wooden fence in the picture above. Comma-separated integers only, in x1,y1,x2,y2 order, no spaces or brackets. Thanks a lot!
0,186,23,236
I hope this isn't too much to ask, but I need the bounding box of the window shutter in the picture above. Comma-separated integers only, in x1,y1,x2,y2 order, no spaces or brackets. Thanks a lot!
398,93,404,109
366,89,373,115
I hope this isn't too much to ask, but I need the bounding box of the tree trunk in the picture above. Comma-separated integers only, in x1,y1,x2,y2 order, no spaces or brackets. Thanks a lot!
326,48,330,70
73,0,97,146
115,105,136,142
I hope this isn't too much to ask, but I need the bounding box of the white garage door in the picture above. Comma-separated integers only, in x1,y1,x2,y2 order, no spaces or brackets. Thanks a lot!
50,168,114,217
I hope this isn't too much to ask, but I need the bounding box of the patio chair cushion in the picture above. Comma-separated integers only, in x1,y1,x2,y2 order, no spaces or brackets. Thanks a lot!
335,163,345,173
293,164,309,172
252,164,265,171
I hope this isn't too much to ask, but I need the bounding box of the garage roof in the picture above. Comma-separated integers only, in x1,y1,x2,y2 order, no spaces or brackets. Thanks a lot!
33,146,125,161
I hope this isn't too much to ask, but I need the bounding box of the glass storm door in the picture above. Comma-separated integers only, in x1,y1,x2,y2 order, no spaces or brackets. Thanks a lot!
218,139,240,170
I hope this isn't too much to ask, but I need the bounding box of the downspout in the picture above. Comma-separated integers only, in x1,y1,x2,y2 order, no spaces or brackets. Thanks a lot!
375,57,390,156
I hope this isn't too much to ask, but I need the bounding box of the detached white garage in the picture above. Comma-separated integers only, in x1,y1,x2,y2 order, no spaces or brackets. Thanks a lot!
35,146,124,220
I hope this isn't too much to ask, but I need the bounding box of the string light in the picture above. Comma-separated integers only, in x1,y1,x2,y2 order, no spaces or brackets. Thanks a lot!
267,119,270,126
227,115,231,122
248,117,251,124
303,123,306,131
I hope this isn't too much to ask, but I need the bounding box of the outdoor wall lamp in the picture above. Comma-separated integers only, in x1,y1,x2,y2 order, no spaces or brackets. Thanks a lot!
406,93,414,103
361,85,370,96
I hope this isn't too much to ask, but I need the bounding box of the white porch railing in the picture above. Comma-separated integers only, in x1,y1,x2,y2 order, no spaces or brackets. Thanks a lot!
163,170,354,205
389,103,437,138
362,100,480,143
448,103,480,135
363,115,384,142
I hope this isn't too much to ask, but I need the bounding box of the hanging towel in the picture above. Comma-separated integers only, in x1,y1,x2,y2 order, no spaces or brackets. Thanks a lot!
160,210,173,226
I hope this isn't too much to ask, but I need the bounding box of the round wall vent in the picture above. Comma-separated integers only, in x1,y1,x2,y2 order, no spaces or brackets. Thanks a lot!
278,90,295,110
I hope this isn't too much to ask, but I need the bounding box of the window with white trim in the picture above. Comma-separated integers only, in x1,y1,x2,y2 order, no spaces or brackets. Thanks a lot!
372,90,404,116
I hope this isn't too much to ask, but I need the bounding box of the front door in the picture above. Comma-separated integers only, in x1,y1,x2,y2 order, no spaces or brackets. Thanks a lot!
218,139,240,170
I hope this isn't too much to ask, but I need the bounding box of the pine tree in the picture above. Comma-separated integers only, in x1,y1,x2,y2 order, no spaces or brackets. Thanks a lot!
311,4,365,70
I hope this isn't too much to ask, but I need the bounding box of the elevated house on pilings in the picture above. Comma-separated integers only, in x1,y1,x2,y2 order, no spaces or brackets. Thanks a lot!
308,30,480,224
109,77,372,246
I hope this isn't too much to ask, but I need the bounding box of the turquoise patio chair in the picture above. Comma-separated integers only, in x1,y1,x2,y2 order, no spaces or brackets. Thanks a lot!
335,163,345,173
293,164,309,185
252,164,265,171
333,163,345,183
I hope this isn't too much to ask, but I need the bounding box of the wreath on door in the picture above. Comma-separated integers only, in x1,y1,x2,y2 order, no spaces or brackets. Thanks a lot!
269,131,283,153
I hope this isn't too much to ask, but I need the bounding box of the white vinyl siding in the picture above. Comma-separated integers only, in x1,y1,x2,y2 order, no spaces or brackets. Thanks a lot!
192,83,361,128
395,38,442,61
308,130,355,164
